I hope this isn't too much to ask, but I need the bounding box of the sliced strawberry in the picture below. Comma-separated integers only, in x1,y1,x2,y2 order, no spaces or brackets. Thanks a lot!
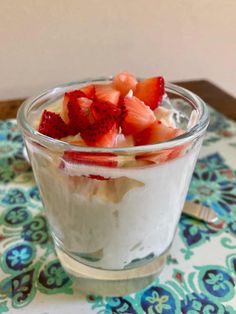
61,90,86,124
121,96,156,135
112,71,137,97
80,84,95,99
95,83,120,106
67,90,86,99
81,116,118,147
134,76,164,110
38,110,70,139
63,151,117,167
67,97,95,132
135,120,183,145
91,101,121,121
77,97,95,128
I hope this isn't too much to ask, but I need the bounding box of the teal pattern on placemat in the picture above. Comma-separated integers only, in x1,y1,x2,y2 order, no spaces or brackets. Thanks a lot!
0,106,236,313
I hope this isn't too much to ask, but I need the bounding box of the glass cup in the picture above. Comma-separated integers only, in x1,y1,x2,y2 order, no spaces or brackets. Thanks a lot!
17,78,209,296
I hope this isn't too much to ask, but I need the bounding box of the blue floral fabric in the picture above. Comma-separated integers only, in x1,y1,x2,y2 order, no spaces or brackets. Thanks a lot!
0,108,236,313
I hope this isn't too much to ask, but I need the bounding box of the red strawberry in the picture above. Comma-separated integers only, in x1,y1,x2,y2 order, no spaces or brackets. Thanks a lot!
135,120,183,145
91,101,121,121
121,96,156,135
81,116,118,147
77,97,95,128
63,151,117,167
112,71,137,97
67,90,86,99
38,110,70,139
67,97,95,132
80,84,95,99
95,83,120,106
61,90,86,124
134,76,164,110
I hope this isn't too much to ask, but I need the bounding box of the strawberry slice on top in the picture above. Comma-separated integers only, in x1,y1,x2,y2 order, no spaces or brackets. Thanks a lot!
38,110,70,139
121,96,156,135
135,120,183,145
112,71,137,97
81,115,118,147
74,97,95,129
95,83,120,106
91,101,121,121
61,90,86,124
80,84,95,99
134,76,164,110
61,86,95,124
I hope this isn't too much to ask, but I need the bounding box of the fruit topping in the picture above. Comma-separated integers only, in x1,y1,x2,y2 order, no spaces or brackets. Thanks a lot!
91,101,121,121
37,72,186,164
134,76,164,110
80,84,95,99
67,97,93,133
61,90,86,124
80,116,118,147
135,120,183,145
112,71,137,97
95,83,120,106
38,110,70,139
121,96,156,135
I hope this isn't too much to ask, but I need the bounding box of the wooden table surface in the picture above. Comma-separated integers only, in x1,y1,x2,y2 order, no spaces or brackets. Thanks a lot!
0,80,235,121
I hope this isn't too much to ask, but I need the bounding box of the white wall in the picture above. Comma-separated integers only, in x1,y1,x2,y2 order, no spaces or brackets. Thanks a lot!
0,0,235,100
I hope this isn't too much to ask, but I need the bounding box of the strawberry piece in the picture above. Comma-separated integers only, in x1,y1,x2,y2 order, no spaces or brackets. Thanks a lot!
95,83,120,106
63,151,117,167
77,97,95,128
38,110,70,139
134,76,164,110
135,120,183,145
81,116,118,147
121,96,156,135
135,121,185,163
61,87,94,124
67,97,95,132
61,90,86,124
91,101,121,121
80,84,95,99
112,71,137,97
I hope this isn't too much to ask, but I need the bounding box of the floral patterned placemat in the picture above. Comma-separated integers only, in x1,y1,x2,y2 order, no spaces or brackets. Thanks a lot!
0,106,236,313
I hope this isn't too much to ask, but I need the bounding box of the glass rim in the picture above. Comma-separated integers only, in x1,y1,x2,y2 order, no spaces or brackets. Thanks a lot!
17,78,209,154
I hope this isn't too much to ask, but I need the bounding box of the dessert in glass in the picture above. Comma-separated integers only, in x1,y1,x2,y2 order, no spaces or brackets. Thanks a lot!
17,72,209,295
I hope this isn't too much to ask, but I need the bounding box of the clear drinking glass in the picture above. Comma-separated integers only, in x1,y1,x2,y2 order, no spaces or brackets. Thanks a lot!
17,78,209,296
